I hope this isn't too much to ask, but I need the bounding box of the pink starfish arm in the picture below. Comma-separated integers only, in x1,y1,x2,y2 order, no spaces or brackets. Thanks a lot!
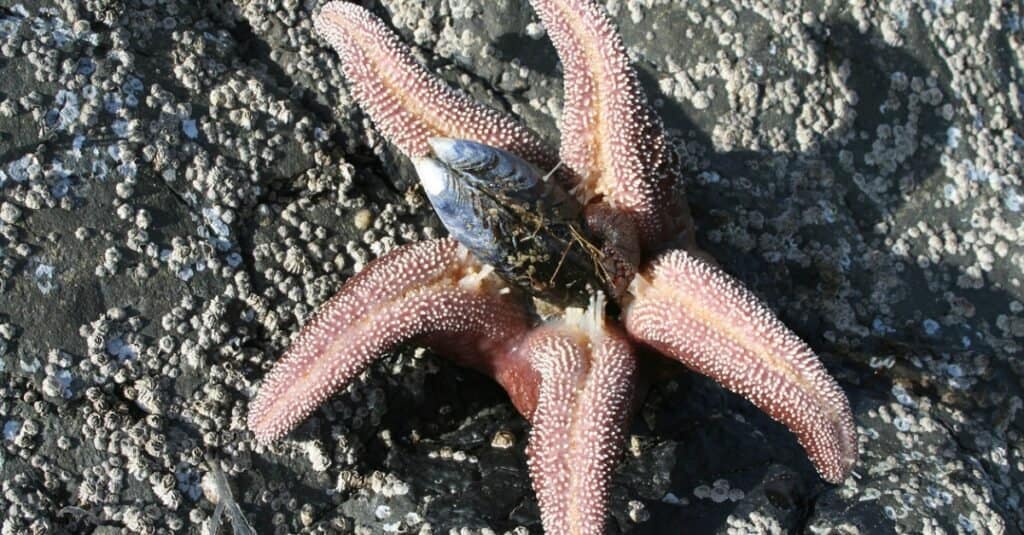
313,1,555,166
518,303,637,534
623,249,858,483
248,238,532,441
526,0,691,248
248,239,640,533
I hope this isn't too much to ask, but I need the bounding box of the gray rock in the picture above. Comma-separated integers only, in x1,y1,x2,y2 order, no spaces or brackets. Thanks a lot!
0,0,1020,533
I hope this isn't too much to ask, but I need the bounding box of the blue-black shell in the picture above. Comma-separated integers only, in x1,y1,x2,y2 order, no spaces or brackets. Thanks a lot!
414,138,611,307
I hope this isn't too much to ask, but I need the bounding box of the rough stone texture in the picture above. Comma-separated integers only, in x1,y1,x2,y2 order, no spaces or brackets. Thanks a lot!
0,0,1021,533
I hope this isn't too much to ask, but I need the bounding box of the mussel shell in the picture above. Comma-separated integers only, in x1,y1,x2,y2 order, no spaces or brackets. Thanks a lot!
414,138,610,307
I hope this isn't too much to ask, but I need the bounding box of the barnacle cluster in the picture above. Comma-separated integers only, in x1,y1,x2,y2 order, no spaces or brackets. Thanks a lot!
0,0,1020,533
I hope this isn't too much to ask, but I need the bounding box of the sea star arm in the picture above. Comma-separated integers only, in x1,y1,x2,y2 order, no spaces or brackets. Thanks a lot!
314,1,555,166
247,238,530,441
518,299,637,535
246,237,639,534
623,249,858,483
526,0,689,248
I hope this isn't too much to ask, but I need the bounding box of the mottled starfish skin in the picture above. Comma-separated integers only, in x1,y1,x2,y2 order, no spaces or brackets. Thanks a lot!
520,312,636,534
624,250,857,483
248,238,533,441
527,0,690,249
313,2,555,166
249,236,637,532
249,0,859,532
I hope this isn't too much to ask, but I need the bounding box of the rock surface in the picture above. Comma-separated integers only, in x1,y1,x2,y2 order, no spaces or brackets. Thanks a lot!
0,0,1021,533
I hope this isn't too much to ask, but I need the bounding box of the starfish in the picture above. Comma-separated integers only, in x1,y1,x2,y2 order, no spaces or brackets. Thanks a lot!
248,1,858,532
